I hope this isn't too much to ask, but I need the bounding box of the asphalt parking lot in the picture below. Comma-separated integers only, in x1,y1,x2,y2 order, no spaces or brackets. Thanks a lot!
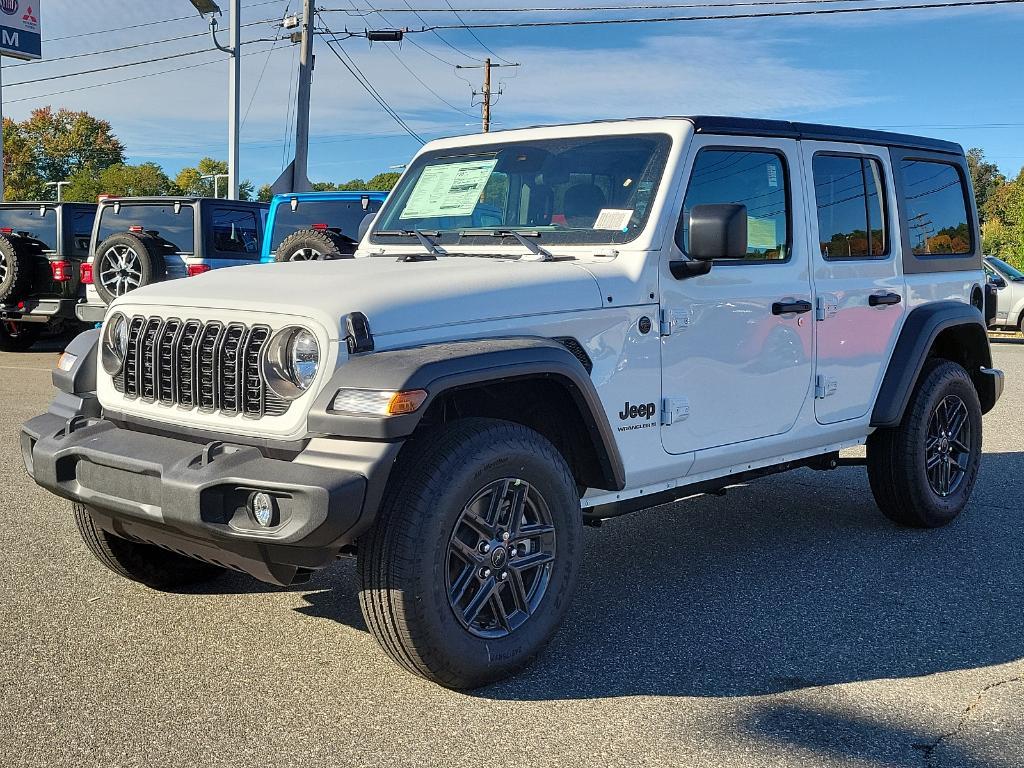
1,338,1022,768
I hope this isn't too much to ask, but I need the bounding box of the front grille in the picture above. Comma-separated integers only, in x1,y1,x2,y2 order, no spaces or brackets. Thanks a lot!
114,315,288,419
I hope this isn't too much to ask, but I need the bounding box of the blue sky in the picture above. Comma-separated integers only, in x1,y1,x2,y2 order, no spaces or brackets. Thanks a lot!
4,1,1022,188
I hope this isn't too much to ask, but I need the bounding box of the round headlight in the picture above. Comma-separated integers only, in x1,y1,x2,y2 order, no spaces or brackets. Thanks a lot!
263,326,321,399
288,329,320,390
101,313,128,375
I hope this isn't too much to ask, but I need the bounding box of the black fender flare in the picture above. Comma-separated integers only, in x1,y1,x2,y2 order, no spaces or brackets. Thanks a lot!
871,301,996,428
308,336,626,491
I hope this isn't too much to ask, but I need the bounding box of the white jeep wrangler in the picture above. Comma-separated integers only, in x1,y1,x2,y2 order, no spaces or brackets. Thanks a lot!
22,117,1003,689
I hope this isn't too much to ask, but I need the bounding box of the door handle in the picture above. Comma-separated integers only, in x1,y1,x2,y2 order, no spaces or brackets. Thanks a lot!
869,292,902,307
772,299,813,315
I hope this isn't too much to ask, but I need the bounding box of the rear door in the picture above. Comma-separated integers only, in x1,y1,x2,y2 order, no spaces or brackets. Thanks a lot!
802,142,905,424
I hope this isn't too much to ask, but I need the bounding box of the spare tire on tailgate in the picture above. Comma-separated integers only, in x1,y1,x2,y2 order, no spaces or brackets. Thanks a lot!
0,233,35,304
275,228,355,262
93,232,167,304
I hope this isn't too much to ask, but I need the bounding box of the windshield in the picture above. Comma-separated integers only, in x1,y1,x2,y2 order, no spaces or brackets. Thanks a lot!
97,203,195,252
988,257,1024,281
0,207,57,250
271,198,384,251
371,133,672,247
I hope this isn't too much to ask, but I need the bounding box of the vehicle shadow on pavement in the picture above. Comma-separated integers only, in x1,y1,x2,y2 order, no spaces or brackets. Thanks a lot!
471,452,1024,701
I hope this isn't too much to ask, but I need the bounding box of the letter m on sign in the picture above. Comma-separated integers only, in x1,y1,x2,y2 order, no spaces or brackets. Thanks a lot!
1,29,18,47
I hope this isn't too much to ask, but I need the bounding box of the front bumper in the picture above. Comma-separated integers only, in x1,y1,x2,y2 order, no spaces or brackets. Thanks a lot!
22,412,371,585
1,298,79,323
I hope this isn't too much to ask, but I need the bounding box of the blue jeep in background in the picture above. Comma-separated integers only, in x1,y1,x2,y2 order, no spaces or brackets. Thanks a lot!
261,191,388,262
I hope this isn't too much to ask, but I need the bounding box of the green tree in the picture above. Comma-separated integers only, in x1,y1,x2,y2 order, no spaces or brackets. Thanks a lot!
967,148,1005,224
257,183,273,202
366,172,401,191
2,117,43,200
175,157,254,200
64,162,176,202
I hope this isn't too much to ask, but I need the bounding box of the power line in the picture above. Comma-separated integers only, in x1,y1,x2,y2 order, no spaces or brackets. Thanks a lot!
440,0,513,63
317,16,425,143
9,18,280,69
329,0,922,11
42,0,286,43
6,44,286,105
243,4,291,128
7,48,220,87
378,0,1024,31
398,0,483,62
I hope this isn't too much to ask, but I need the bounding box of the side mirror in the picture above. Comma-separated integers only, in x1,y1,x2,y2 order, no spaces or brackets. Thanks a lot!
688,204,748,260
357,212,376,242
988,273,1007,289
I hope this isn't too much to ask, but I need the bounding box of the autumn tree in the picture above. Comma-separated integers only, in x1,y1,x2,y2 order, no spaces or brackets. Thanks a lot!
64,162,176,202
967,148,1005,224
175,157,254,200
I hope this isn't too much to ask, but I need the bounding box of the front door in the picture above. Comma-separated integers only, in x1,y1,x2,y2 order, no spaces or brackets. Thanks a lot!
660,136,814,455
801,142,905,424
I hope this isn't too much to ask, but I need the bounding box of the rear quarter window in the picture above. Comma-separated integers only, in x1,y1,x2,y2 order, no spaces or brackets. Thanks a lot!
899,159,972,256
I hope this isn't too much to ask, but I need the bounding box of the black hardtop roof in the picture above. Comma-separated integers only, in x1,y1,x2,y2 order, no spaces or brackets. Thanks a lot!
683,115,963,155
510,116,963,156
0,201,96,208
97,196,268,207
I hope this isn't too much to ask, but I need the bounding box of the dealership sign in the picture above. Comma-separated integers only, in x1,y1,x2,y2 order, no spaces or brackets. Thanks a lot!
0,0,40,61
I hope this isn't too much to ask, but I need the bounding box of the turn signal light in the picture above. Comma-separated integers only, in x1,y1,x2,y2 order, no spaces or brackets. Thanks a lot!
311,223,329,230
50,261,71,282
330,388,428,417
79,263,94,284
186,264,212,277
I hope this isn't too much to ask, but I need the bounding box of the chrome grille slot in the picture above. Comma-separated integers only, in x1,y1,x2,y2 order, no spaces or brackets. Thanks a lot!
112,315,289,420
157,319,181,405
122,316,146,397
218,324,247,415
197,322,224,411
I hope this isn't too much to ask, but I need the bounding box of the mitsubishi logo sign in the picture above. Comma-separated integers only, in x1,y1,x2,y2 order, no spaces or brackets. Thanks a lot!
0,0,38,59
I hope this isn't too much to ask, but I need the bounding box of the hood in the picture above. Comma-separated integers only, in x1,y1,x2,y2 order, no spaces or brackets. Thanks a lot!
110,256,605,340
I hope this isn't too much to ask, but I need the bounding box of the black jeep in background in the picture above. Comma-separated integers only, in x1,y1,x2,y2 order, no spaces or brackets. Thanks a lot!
0,202,97,351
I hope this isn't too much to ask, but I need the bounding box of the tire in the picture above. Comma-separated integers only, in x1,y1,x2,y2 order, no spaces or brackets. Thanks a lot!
275,229,353,262
867,359,983,528
72,502,224,590
0,320,42,351
358,418,582,689
0,233,34,304
93,233,166,304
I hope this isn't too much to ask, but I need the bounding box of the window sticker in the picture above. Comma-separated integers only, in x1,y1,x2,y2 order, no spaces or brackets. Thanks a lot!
400,158,499,219
747,216,778,250
592,208,633,231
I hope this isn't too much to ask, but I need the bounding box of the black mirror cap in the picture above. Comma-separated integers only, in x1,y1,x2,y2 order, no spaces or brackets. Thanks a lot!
688,203,748,260
989,274,1007,288
357,212,376,242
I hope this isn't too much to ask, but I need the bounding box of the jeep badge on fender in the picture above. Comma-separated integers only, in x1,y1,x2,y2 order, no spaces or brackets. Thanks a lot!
21,116,1003,690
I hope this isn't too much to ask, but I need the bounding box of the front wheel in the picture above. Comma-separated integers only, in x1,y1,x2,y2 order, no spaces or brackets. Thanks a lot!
867,359,983,528
358,418,582,689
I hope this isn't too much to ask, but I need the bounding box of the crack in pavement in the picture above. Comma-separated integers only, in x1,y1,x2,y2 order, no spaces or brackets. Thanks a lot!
912,676,1024,767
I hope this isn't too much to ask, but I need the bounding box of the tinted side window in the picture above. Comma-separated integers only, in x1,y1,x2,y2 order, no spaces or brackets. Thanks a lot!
678,149,789,261
900,159,972,256
69,210,96,257
98,204,195,252
813,154,887,259
211,208,260,257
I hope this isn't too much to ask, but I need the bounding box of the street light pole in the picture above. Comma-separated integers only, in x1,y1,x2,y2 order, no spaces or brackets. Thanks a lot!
45,181,70,202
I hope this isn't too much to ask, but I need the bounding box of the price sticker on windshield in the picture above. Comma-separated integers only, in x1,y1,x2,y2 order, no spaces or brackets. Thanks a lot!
400,158,499,219
592,209,633,231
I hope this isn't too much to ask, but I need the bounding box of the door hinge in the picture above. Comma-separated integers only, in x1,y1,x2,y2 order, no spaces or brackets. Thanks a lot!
662,396,691,425
660,308,690,336
816,295,838,321
815,374,838,399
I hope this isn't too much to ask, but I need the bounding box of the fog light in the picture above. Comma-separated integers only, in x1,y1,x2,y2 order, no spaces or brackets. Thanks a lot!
249,492,276,527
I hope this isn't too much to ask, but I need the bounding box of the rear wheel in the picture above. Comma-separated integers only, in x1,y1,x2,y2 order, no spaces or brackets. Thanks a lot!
275,229,353,262
0,233,33,304
867,359,982,528
0,320,42,351
358,418,582,689
73,503,225,590
93,234,166,304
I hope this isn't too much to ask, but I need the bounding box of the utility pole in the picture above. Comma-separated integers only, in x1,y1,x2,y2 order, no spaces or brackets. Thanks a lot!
455,59,519,133
272,0,314,194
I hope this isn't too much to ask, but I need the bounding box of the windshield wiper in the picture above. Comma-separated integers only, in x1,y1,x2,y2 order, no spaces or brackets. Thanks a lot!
374,229,443,261
460,229,553,261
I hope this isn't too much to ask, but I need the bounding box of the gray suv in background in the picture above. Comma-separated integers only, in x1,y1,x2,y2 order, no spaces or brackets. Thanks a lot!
77,197,268,323
984,256,1024,330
